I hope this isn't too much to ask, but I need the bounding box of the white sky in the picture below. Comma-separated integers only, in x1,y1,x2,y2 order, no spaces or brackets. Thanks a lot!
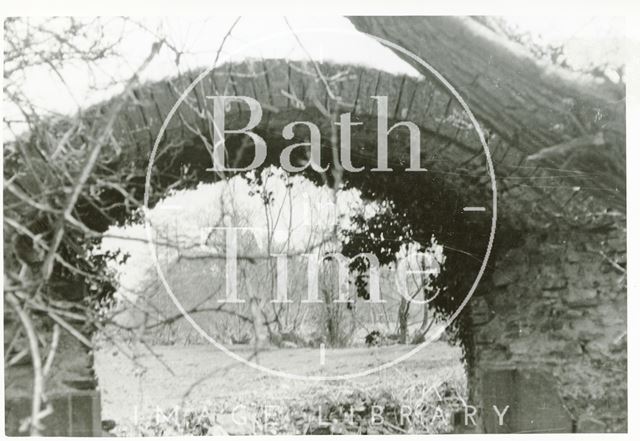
505,16,626,67
6,16,627,122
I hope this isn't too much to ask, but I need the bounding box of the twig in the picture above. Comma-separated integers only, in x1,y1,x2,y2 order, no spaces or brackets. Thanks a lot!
213,17,241,69
598,250,626,274
139,338,176,376
383,421,409,434
48,311,92,348
7,348,29,367
41,38,165,280
42,324,61,377
283,17,336,100
7,292,43,435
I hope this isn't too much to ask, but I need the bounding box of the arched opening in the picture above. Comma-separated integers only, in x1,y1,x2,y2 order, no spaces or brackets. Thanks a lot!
4,16,626,435
87,72,502,431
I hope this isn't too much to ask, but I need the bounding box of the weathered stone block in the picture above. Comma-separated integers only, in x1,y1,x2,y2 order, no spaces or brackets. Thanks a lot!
470,297,493,326
585,339,609,355
609,332,626,352
571,317,602,340
5,390,101,436
478,368,573,433
508,339,530,356
606,236,626,252
492,264,520,287
565,289,599,307
565,309,584,319
562,342,584,356
541,273,568,291
577,415,606,433
566,249,581,263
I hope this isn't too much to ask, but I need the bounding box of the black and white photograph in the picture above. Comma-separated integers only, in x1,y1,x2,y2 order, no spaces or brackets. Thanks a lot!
2,3,635,437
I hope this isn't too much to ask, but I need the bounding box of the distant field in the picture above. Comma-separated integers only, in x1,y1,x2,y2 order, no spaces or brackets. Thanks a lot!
95,342,465,435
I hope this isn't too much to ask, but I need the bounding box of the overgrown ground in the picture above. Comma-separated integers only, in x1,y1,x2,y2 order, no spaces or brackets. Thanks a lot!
95,342,466,435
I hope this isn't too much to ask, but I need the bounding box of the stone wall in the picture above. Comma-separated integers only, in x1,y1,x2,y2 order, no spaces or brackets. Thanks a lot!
468,223,627,432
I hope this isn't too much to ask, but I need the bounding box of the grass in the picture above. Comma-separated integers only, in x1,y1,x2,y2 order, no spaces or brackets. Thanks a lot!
95,341,466,435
